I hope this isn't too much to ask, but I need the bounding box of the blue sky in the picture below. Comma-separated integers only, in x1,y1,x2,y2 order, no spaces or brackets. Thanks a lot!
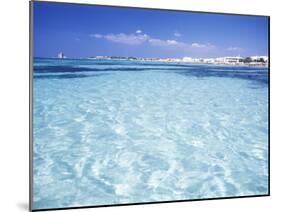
33,2,269,58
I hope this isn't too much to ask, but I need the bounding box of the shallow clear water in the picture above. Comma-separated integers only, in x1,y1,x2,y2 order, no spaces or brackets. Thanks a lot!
33,58,268,209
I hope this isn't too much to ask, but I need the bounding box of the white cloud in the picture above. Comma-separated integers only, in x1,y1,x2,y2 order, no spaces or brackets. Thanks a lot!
191,42,215,49
167,40,178,45
91,32,185,47
227,47,242,51
90,32,149,45
149,38,186,47
90,34,103,38
148,38,166,46
104,33,149,45
174,32,182,37
90,32,216,53
191,43,206,48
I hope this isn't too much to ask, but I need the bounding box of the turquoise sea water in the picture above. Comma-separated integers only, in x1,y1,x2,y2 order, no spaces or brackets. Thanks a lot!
33,58,268,209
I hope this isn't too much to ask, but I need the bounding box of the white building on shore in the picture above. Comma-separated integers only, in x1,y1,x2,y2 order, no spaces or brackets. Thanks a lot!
222,56,243,64
182,57,202,63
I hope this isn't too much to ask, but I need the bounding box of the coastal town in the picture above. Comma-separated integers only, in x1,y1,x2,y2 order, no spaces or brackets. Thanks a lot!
57,52,268,67
89,55,269,67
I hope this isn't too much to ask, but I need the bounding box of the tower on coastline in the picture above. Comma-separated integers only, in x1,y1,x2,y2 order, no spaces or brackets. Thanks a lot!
57,52,66,59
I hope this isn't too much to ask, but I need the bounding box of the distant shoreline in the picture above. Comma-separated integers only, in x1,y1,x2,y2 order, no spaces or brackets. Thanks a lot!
33,57,269,68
